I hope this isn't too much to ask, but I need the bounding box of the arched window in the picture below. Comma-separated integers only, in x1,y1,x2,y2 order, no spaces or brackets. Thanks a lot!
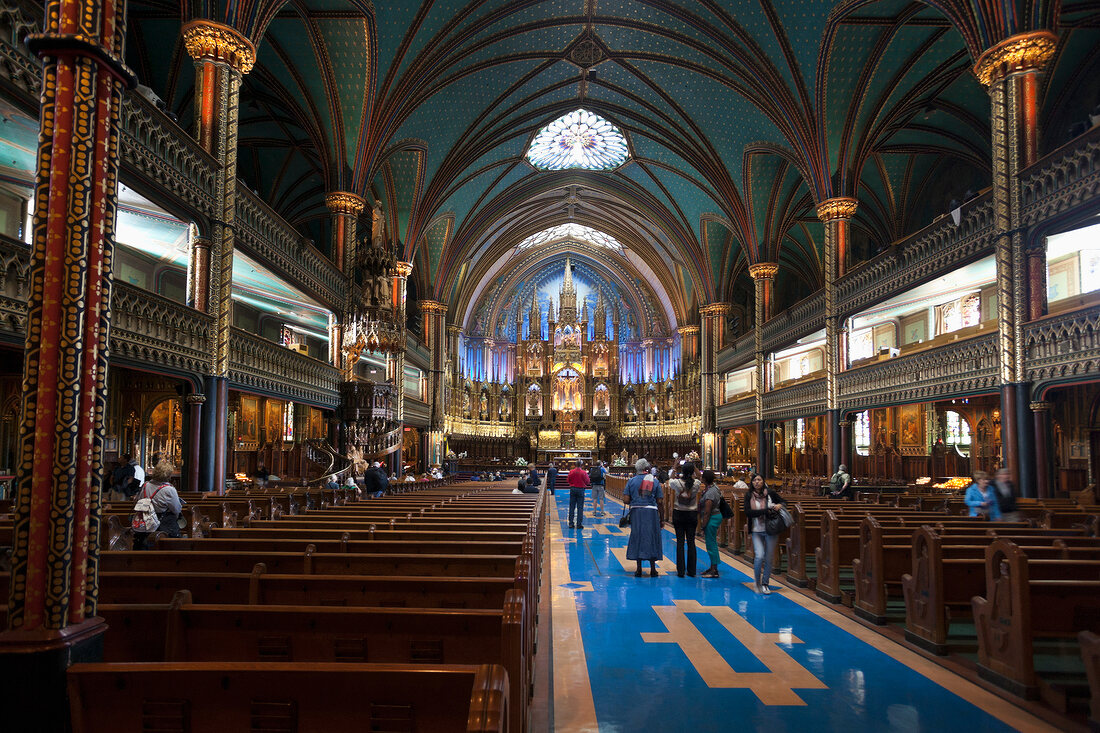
794,418,806,450
525,109,628,170
944,410,971,457
854,411,871,456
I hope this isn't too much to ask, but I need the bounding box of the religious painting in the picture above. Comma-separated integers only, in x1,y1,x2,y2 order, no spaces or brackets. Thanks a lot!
238,396,259,442
146,398,182,466
309,407,324,440
899,404,922,449
871,408,889,449
265,400,284,443
900,313,926,346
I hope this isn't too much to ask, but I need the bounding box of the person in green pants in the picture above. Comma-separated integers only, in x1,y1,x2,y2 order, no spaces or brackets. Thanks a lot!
697,469,723,578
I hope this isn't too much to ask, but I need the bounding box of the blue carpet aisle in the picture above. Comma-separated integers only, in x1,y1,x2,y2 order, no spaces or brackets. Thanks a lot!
548,490,1055,733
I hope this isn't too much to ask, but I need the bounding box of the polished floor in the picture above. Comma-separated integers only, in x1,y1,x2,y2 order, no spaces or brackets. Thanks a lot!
548,490,1057,732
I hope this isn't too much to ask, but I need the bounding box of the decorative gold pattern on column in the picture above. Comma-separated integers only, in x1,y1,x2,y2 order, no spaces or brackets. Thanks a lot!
750,263,778,423
326,191,365,275
817,200,857,420
1028,401,1052,412
181,19,256,73
700,303,730,468
973,31,1057,87
7,0,134,633
422,299,449,466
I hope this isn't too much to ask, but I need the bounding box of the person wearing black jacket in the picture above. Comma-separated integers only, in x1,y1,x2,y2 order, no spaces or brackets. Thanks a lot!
992,467,1019,522
361,463,385,498
545,463,558,495
743,475,786,594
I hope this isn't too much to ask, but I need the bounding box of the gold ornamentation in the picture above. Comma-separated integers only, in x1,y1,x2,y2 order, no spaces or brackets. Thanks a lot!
394,261,414,278
973,31,1057,87
700,302,731,317
1029,401,1052,412
325,191,365,215
748,262,779,280
677,325,700,335
181,20,257,74
419,299,448,315
815,197,858,222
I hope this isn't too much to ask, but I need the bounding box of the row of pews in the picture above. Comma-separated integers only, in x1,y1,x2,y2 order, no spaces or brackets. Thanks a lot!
2,482,545,732
728,491,1100,726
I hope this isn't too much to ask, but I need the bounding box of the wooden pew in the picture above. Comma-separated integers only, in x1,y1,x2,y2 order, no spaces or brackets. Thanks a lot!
68,662,509,733
902,528,1100,654
1081,630,1100,730
972,540,1100,701
853,518,1100,624
99,589,527,733
155,536,525,556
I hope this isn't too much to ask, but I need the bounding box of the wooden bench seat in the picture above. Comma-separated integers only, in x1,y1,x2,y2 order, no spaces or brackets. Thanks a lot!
155,536,525,556
972,540,1100,701
853,519,1100,623
68,662,508,733
902,529,1100,653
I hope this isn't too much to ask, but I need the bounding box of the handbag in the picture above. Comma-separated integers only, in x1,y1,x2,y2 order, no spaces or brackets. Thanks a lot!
765,505,794,535
718,496,734,519
619,506,630,528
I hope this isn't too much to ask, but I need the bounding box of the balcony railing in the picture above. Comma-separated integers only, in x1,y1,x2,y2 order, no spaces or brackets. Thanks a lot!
229,328,340,407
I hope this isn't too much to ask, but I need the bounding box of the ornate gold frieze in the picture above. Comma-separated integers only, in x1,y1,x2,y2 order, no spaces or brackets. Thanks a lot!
748,262,779,280
973,31,1057,87
182,20,256,74
815,197,859,222
325,191,366,215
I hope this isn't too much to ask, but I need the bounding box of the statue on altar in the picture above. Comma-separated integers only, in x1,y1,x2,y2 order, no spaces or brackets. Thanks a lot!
479,391,488,419
371,199,386,248
626,395,636,418
527,389,540,416
595,389,608,416
462,390,471,418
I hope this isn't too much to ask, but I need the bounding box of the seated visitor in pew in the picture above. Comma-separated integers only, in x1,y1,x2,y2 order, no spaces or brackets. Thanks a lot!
134,461,182,549
965,471,1002,519
324,476,340,492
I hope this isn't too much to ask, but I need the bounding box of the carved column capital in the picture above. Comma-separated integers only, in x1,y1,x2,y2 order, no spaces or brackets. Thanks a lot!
181,20,256,74
324,191,366,216
185,394,207,405
700,302,731,317
973,31,1057,87
748,262,779,280
816,197,859,222
393,261,414,278
677,325,700,336
419,299,448,315
1029,401,1052,412
447,324,464,336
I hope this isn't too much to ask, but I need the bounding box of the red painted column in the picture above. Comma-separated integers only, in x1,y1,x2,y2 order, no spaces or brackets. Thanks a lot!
186,394,206,494
0,0,134,726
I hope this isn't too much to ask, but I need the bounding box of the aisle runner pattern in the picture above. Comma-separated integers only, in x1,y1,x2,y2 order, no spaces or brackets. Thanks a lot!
550,491,1056,732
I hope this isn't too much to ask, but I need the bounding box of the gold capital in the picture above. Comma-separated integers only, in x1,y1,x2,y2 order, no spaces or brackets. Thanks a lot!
700,302,731,317
182,20,256,74
677,325,699,336
973,31,1057,87
748,262,779,280
394,261,414,278
325,191,366,215
1029,401,1052,412
815,197,858,223
420,299,448,315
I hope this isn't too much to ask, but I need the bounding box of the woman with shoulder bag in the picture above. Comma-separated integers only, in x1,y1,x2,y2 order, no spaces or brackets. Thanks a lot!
669,462,700,577
697,470,724,578
743,474,786,594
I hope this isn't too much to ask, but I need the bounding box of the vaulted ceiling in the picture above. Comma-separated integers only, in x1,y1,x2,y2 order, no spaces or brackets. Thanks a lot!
124,0,1100,329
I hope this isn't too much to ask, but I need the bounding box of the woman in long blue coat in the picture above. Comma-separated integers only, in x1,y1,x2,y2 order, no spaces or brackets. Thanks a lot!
624,459,663,577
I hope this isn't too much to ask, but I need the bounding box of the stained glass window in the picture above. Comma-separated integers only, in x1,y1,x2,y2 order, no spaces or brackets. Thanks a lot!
283,403,294,442
526,109,628,170
514,223,623,252
855,411,871,456
944,410,971,457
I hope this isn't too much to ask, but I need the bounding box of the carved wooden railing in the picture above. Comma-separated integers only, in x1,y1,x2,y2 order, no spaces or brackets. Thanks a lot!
717,395,755,427
304,439,353,485
0,235,29,340
110,282,213,376
718,333,754,373
228,327,340,407
235,188,346,309
761,377,825,422
1021,123,1100,225
837,332,999,413
762,291,825,354
1024,304,1100,386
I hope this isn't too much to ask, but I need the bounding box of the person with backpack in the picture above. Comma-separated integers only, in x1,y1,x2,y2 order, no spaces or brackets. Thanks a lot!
589,461,606,516
744,474,786,594
624,459,663,577
827,464,852,499
132,461,182,549
697,470,725,578
669,462,700,577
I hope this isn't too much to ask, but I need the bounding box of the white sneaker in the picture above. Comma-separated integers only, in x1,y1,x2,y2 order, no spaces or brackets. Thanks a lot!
761,585,772,595
754,584,762,594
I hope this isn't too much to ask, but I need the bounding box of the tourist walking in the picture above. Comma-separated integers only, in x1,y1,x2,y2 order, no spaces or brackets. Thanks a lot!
965,471,1002,519
624,459,663,577
744,474,786,593
589,460,606,515
546,462,558,495
698,470,723,578
567,460,590,528
992,467,1019,522
669,462,700,577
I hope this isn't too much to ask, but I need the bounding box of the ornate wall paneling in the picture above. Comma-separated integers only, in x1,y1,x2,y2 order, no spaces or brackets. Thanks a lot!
836,333,1000,413
0,234,29,341
761,378,826,423
1024,304,1100,389
228,328,340,407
